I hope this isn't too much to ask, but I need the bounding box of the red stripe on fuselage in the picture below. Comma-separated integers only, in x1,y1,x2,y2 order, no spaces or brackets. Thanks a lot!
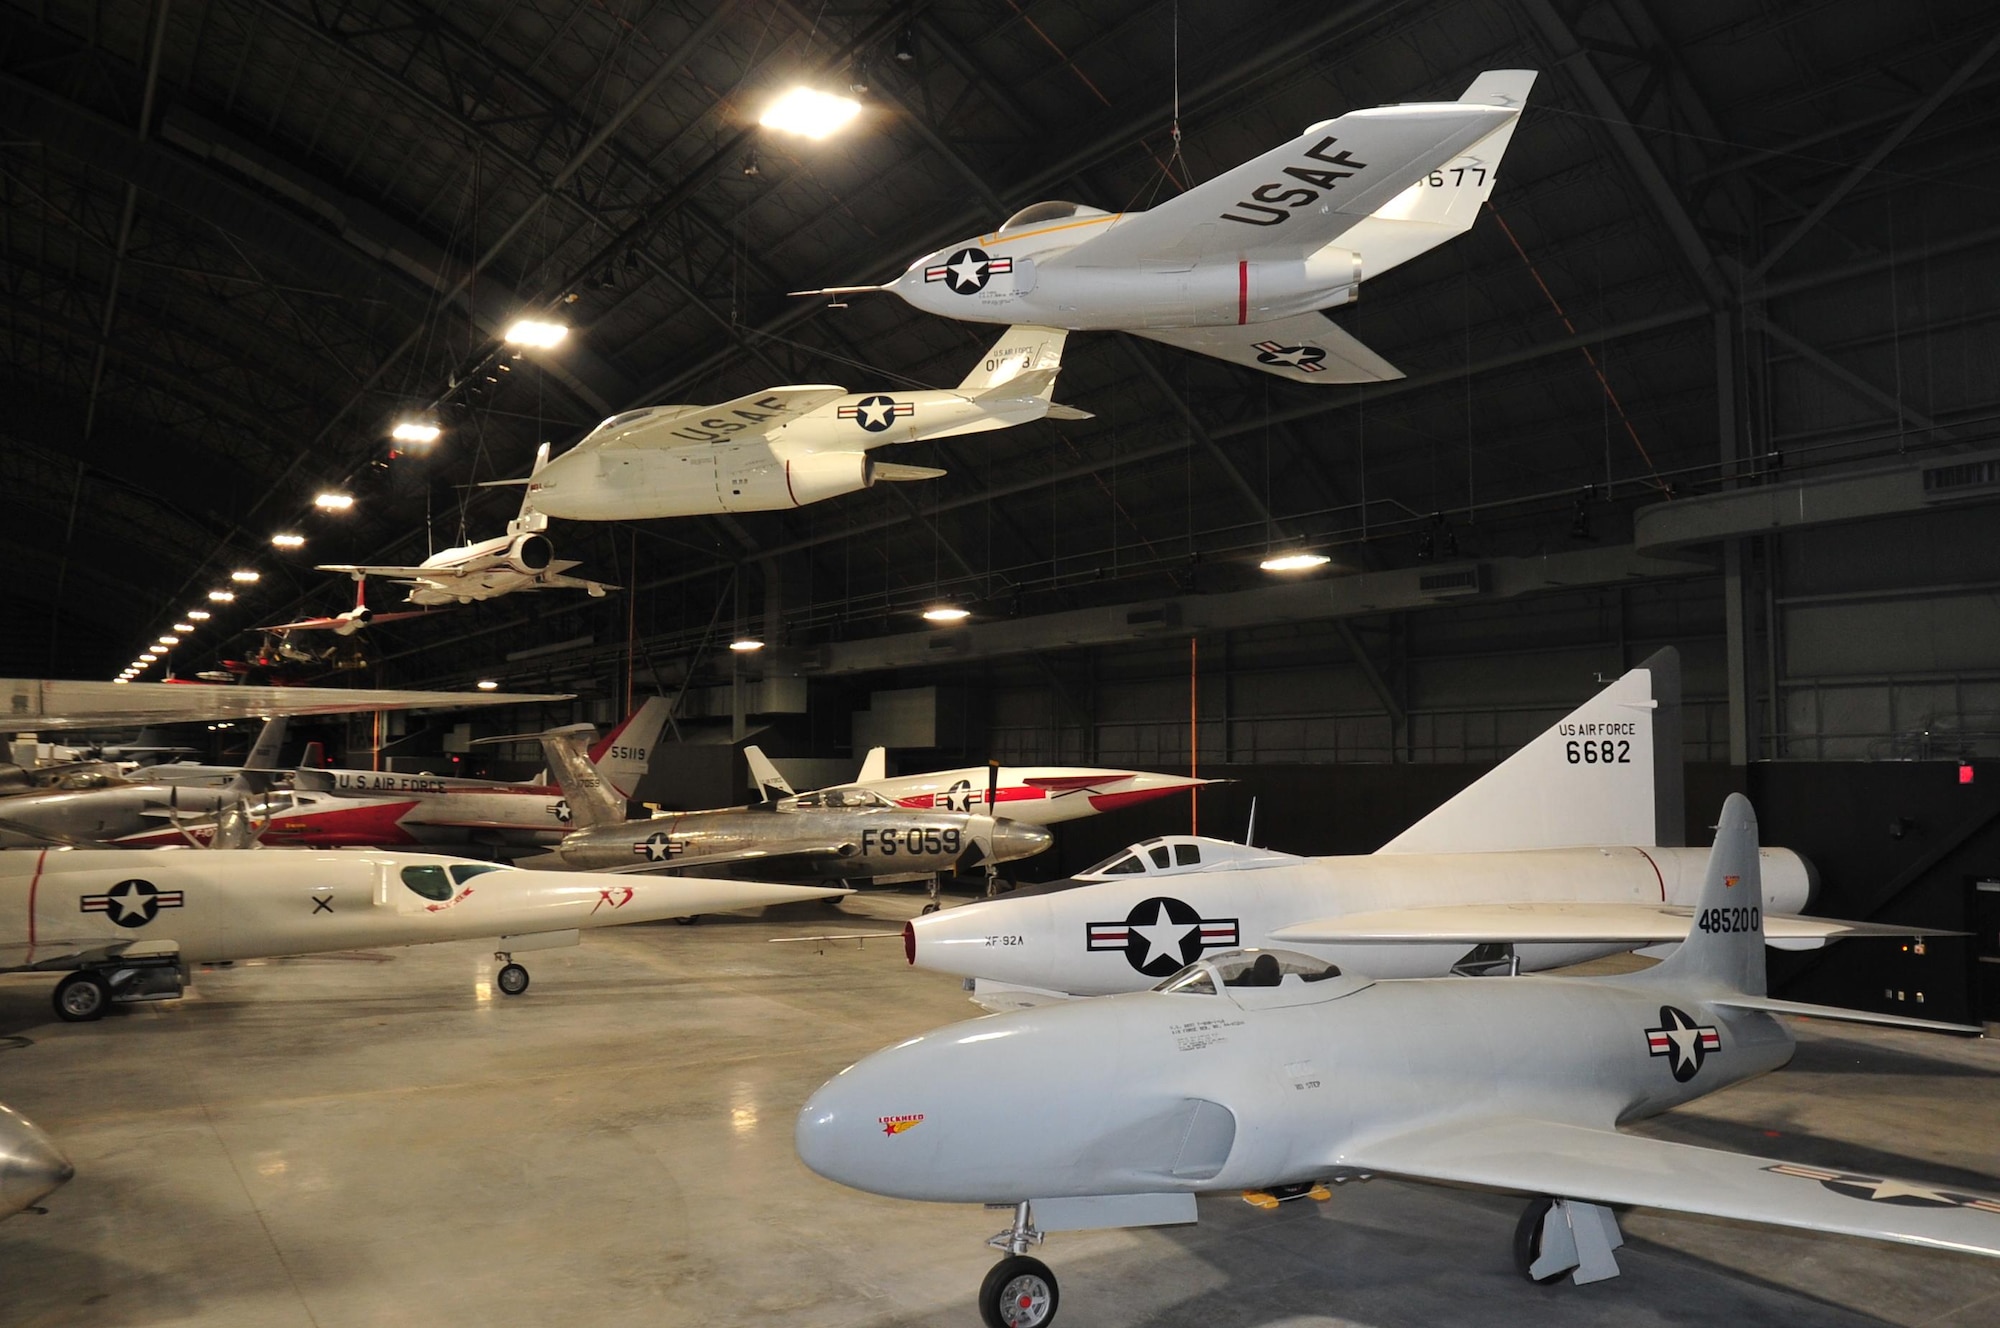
785,460,799,507
1238,260,1249,325
26,847,45,960
1634,846,1666,902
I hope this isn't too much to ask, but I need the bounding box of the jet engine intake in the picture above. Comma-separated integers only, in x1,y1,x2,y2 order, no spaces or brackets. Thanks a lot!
508,532,555,574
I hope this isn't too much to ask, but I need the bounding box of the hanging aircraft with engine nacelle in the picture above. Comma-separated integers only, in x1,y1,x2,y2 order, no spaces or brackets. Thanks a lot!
799,71,1536,383
516,325,1088,522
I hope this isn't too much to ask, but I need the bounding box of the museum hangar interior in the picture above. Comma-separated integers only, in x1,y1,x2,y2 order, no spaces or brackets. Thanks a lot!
3,0,2000,1324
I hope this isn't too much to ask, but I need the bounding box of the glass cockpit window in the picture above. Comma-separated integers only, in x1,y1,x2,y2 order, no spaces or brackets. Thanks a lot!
1174,843,1201,866
790,793,822,809
1148,845,1173,869
1211,949,1344,987
400,865,454,901
449,864,505,886
828,788,888,809
1154,965,1217,996
1090,852,1144,875
1000,200,1089,229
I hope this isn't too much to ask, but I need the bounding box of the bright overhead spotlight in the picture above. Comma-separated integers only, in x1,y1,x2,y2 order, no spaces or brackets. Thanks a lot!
208,590,236,603
475,679,500,691
921,605,971,623
173,622,195,632
139,653,157,663
187,609,212,621
157,636,179,647
231,569,260,583
1258,551,1332,573
729,638,765,653
114,677,130,684
314,492,354,511
390,420,442,444
758,86,862,140
271,533,305,549
503,319,568,349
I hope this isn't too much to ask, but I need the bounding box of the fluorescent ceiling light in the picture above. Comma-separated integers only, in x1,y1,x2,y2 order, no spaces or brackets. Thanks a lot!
209,590,236,603
314,493,354,511
231,570,260,583
475,679,500,691
729,638,765,652
271,533,305,549
173,622,195,632
503,320,568,349
390,420,442,444
188,609,212,621
114,677,130,684
921,605,970,623
156,636,179,647
759,86,862,140
139,653,157,662
1258,551,1331,573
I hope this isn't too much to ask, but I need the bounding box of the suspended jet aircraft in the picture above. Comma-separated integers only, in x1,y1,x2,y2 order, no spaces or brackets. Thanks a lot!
0,843,845,1021
904,649,1940,1008
0,1103,71,1220
745,746,1213,827
256,574,432,639
2,678,567,730
798,796,1994,1326
320,446,613,606
520,326,1088,521
798,71,1535,383
523,725,1051,887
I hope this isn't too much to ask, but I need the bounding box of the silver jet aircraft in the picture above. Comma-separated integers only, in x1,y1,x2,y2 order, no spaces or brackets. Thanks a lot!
527,726,1051,886
522,326,1087,521
798,795,1995,1326
902,649,1937,1007
0,843,844,1020
801,72,1533,383
0,1102,71,1220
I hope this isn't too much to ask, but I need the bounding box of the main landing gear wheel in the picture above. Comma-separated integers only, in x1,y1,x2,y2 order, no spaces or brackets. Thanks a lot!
495,963,530,997
1513,1196,1566,1285
979,1255,1059,1328
53,971,111,1023
921,903,940,915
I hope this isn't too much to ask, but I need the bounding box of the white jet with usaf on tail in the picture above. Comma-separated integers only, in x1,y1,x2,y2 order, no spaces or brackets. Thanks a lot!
800,72,1535,383
517,325,1087,521
799,796,1995,1327
904,650,1942,1007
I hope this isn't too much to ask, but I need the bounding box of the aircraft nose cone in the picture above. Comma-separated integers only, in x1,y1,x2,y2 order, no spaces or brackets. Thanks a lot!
0,1105,75,1218
998,821,1053,861
795,1068,892,1194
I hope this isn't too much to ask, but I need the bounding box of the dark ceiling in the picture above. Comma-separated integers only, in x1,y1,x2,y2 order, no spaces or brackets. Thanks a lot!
5,0,1998,692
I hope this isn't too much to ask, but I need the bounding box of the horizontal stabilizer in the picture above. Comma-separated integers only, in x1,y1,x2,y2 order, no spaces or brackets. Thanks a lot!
871,463,947,483
1134,312,1402,384
1712,995,1984,1036
1044,403,1094,421
1268,903,1958,949
1345,1116,2000,1261
476,478,533,487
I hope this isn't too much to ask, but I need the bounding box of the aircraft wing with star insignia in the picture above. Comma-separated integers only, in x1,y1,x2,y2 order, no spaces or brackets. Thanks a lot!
1339,1116,2000,1261
1132,311,1403,384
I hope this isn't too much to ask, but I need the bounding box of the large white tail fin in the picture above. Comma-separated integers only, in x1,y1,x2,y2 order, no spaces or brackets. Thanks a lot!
855,747,887,784
534,725,626,828
956,326,1068,394
511,443,552,534
1377,647,1681,854
1639,794,1765,995
743,745,795,801
587,696,670,799
1331,70,1536,278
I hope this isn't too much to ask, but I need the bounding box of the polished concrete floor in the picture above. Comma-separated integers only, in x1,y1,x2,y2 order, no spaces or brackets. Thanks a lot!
2,893,1998,1327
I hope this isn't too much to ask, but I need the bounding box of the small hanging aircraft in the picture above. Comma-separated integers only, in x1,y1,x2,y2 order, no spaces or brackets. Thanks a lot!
256,574,433,639
797,71,1535,383
797,796,1995,1326
319,446,614,606
517,325,1088,521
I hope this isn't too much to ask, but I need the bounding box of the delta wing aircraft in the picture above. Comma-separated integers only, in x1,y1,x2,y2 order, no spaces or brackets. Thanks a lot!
799,72,1534,383
520,326,1088,521
320,445,613,606
798,796,1996,1326
906,649,1941,1007
525,726,1050,887
0,1103,71,1220
0,843,845,1021
746,746,1213,828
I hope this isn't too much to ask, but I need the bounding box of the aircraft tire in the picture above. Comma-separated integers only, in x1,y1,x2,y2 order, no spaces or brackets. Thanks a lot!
53,972,111,1023
1512,1196,1567,1284
495,963,530,997
979,1255,1058,1328
921,903,940,915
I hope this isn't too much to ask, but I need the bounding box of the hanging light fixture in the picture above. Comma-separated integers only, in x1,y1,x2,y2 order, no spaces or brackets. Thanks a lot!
758,86,862,140
1258,551,1331,573
729,638,766,652
503,320,568,349
921,605,970,623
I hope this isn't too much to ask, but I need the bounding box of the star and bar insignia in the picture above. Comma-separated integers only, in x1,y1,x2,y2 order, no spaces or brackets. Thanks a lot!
634,831,682,862
1764,1163,2000,1213
837,395,916,433
923,247,1012,294
1252,342,1328,373
1088,896,1239,977
80,878,184,929
1645,1004,1721,1082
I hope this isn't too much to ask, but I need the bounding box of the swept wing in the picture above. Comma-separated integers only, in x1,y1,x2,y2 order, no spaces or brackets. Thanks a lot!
1269,902,1958,951
1344,1116,2000,1260
570,385,848,455
1133,311,1403,383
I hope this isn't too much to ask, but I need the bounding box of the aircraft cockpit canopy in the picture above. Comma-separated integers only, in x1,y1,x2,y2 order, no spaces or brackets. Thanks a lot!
788,788,894,811
997,200,1110,231
399,862,507,901
1154,949,1368,1006
1078,835,1299,880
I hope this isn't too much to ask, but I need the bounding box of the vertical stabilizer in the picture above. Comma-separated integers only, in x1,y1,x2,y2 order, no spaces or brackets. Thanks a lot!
956,326,1069,394
237,717,288,792
536,724,626,828
587,696,670,799
856,747,887,785
1647,647,1685,847
1637,794,1765,996
512,443,552,534
744,745,795,801
1377,654,1669,854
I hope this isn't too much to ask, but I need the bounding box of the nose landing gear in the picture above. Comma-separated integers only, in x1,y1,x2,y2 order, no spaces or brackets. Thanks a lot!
494,954,531,996
980,1202,1056,1327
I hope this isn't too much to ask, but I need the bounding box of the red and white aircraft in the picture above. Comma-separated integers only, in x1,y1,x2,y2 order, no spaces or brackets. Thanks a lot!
121,699,670,852
256,575,431,638
746,747,1212,827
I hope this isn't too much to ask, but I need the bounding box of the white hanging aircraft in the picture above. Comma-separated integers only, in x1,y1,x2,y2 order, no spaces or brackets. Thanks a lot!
319,448,614,606
797,71,1535,383
518,325,1088,521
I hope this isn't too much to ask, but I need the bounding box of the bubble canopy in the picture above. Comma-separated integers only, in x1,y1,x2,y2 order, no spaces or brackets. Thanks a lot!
1154,948,1353,998
998,200,1110,231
